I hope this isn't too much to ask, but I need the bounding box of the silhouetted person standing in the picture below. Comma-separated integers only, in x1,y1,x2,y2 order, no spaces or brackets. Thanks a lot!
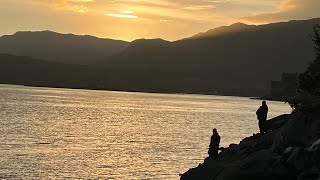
256,101,268,134
208,128,220,159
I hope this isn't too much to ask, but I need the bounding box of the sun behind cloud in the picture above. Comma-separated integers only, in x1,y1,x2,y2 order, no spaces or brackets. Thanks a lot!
120,10,134,14
106,10,138,19
107,13,139,19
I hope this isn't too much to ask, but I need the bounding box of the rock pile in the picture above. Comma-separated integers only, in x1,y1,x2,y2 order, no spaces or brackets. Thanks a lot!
181,107,320,180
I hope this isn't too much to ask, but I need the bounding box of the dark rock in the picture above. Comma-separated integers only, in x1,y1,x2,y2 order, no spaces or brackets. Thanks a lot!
265,114,290,131
181,160,225,180
271,109,320,152
220,150,288,180
284,138,320,180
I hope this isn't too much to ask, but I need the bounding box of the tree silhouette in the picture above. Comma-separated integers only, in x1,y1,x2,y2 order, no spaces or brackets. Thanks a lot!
298,24,320,96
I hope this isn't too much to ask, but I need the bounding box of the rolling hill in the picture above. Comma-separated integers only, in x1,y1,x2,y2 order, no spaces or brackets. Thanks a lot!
0,31,129,64
1,18,320,96
99,18,320,95
0,53,108,89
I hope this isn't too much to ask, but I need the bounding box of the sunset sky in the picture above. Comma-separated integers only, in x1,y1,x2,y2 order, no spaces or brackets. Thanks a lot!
0,0,319,41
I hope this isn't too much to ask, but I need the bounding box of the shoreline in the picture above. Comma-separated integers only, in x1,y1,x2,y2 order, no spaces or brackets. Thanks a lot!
0,83,262,99
250,97,287,102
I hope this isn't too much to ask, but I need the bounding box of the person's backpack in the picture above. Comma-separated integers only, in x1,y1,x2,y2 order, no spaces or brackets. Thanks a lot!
256,106,263,119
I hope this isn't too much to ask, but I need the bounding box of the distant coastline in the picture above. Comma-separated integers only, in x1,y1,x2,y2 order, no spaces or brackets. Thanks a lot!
0,83,262,99
250,97,287,102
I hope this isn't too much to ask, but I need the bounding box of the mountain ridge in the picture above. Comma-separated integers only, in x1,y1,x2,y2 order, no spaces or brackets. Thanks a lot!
187,22,256,39
0,30,129,64
1,18,320,96
98,18,320,94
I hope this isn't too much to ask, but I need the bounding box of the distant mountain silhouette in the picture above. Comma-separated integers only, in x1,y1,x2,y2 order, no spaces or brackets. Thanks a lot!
98,18,320,95
188,22,256,39
0,31,129,64
122,38,171,54
1,18,320,96
0,53,109,89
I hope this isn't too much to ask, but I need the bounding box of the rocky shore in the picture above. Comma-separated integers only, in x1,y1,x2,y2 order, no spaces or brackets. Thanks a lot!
181,106,320,180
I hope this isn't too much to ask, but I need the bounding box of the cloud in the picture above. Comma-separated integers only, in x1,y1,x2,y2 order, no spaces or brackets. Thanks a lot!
241,0,320,24
50,0,284,24
53,0,94,13
3,0,319,41
183,5,216,11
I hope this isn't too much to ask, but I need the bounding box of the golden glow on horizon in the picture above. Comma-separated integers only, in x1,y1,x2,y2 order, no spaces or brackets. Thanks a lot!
0,0,319,41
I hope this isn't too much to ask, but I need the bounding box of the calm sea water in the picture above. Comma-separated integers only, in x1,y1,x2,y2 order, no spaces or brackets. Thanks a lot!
0,85,291,179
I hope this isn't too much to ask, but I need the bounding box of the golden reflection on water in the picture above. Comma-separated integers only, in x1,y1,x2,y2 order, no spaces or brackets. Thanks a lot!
0,85,292,179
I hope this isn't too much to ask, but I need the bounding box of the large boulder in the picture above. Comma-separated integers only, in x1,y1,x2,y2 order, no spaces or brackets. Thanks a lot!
265,114,290,131
284,138,320,179
271,109,320,152
216,150,288,180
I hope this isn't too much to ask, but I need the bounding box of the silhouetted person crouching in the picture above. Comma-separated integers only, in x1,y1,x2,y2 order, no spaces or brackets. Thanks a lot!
256,101,268,134
208,128,220,159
